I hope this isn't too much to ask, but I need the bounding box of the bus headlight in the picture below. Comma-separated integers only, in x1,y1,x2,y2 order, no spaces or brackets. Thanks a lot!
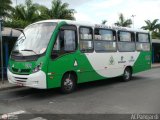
32,63,42,73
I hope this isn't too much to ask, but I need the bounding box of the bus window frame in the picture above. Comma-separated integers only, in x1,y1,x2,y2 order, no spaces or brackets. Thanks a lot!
51,24,78,60
136,32,150,43
117,30,136,52
94,28,117,53
136,32,150,52
79,26,94,53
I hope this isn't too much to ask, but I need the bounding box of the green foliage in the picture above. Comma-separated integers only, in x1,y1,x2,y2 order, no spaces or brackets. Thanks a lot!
141,19,160,31
49,0,76,20
11,0,48,24
102,20,107,25
0,0,13,18
37,0,76,20
114,13,132,27
4,19,29,28
142,19,160,39
3,0,76,28
152,31,160,39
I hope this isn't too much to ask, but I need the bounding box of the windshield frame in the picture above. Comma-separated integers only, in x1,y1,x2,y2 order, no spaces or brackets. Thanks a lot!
12,22,57,57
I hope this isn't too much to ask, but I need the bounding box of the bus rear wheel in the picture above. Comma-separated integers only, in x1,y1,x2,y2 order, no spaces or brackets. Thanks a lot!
61,73,76,94
122,67,132,82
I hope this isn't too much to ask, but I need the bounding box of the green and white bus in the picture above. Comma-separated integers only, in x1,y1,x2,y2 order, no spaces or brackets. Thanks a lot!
7,20,151,93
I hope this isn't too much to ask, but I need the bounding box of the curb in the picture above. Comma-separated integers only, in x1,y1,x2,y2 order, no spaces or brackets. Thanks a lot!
151,65,160,69
152,66,160,69
0,85,21,91
0,80,22,91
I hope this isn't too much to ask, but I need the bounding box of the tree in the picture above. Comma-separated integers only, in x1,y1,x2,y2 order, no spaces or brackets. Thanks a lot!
114,13,132,27
142,19,160,39
47,0,76,20
102,20,107,25
5,0,76,28
12,0,46,23
6,0,49,28
4,19,29,28
141,19,160,31
0,0,13,18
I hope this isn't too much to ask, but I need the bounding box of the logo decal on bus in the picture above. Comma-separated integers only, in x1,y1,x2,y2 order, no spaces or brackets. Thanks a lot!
18,69,21,73
74,60,78,66
25,63,32,68
129,56,135,62
118,56,126,64
109,56,115,65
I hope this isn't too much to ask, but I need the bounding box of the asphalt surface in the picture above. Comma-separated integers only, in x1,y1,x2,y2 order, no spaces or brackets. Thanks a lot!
0,68,160,120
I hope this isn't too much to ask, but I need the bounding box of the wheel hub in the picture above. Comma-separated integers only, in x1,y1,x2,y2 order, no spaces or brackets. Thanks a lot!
64,78,73,90
125,70,130,79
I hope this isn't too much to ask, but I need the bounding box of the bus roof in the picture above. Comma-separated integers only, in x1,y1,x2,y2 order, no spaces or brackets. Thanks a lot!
32,19,149,33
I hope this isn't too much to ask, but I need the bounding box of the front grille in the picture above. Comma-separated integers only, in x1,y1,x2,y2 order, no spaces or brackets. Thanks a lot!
14,77,27,84
12,68,30,74
21,69,30,73
14,77,27,80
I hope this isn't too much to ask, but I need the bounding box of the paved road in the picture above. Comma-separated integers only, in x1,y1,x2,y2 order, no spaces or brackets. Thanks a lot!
0,68,160,120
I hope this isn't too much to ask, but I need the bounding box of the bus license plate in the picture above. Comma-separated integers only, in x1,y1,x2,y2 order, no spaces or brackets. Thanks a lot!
16,82,24,86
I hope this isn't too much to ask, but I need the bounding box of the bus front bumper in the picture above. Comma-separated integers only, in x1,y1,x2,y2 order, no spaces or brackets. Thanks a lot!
7,69,47,89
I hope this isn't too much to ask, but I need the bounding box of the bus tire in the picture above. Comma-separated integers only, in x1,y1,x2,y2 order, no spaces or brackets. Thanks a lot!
61,73,76,94
122,67,132,82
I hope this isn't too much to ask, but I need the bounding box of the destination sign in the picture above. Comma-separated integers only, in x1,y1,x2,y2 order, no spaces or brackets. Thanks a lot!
95,24,127,30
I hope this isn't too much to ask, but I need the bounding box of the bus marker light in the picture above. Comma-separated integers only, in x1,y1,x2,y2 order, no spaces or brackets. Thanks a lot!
48,72,54,75
50,76,54,79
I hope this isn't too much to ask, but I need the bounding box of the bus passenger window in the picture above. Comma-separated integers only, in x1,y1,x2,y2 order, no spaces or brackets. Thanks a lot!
118,31,135,52
94,28,116,52
79,27,93,52
136,33,150,51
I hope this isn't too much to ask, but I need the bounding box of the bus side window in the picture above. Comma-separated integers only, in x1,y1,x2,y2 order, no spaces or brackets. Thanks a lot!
79,26,94,52
136,33,150,51
117,31,135,52
94,28,117,52
52,25,77,59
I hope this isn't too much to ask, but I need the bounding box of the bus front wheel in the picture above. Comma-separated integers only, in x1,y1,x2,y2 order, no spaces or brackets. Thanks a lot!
122,67,132,82
61,73,76,94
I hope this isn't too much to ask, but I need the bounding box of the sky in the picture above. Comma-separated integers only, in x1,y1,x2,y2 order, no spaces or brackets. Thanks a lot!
11,0,160,28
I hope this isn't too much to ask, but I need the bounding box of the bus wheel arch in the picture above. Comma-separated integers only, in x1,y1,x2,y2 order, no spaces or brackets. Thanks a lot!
122,66,132,82
60,71,77,94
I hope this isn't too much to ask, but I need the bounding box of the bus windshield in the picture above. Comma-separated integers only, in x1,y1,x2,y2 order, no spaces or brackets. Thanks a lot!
13,22,57,56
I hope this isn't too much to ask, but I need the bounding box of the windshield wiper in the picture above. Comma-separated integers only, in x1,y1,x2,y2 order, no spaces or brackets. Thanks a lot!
21,49,37,55
12,50,20,53
12,50,24,56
